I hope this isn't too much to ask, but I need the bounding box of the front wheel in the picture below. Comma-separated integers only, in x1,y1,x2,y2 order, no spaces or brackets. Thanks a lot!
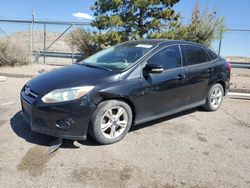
89,100,132,145
203,83,224,111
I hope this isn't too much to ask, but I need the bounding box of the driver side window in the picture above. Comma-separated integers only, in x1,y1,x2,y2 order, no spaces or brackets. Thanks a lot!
148,45,182,69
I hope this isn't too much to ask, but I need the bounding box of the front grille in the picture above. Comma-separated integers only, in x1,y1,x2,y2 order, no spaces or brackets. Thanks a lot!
22,103,47,127
33,117,46,126
33,110,46,126
23,109,31,126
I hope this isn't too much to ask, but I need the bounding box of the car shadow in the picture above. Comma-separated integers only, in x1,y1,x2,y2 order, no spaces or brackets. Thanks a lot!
10,111,98,148
10,108,204,148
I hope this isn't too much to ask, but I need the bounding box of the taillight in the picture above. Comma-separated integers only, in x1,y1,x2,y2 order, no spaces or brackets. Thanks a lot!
226,62,232,71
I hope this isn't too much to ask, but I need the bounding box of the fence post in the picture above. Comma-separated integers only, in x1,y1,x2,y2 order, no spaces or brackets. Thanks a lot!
30,11,35,63
218,31,223,57
43,23,46,64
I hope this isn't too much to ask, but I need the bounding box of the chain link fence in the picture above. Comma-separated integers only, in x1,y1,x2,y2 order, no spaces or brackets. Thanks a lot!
220,29,250,64
1,18,250,66
0,19,91,65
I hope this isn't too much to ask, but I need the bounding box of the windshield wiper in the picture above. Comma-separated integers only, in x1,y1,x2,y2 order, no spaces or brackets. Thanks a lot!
79,63,112,71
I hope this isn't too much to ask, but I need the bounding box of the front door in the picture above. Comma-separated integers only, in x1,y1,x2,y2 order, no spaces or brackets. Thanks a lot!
135,45,189,121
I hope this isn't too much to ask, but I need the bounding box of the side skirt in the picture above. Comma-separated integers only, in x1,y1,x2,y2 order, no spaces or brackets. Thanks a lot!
134,100,205,125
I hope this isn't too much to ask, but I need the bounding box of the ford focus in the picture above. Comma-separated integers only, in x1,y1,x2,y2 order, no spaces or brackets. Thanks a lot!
20,40,231,144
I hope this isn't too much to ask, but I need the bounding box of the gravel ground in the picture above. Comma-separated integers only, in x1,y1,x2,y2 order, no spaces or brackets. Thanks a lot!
0,77,250,188
231,68,250,92
0,64,65,78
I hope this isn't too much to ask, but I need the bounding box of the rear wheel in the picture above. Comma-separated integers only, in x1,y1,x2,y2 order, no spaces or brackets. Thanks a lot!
89,100,132,145
203,83,224,111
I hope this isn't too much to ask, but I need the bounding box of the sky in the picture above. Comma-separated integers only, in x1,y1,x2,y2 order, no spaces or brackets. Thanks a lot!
0,0,250,57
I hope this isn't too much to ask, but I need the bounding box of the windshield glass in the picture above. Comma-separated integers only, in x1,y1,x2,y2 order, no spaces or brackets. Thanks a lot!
80,43,155,71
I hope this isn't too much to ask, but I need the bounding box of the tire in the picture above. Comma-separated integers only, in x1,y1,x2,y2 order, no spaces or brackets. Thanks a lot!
89,100,133,145
203,83,224,111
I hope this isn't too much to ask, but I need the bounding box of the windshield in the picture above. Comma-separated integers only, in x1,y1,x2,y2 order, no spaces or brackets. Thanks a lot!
80,43,155,71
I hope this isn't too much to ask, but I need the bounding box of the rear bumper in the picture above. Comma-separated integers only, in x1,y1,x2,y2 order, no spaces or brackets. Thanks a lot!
21,91,97,140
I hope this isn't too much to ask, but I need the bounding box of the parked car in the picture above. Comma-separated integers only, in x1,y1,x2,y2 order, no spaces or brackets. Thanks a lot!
20,40,231,144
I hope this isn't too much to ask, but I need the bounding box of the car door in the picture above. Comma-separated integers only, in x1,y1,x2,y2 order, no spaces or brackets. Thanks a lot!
135,45,189,121
181,45,214,105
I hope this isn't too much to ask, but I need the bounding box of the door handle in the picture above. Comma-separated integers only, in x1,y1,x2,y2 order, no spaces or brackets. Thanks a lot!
176,74,185,81
207,68,214,74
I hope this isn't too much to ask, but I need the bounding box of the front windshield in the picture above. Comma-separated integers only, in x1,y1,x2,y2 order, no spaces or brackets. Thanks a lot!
80,43,155,71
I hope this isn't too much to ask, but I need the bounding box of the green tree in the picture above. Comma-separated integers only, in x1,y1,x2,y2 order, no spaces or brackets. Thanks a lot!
91,0,180,43
149,4,225,47
69,2,225,55
186,4,225,46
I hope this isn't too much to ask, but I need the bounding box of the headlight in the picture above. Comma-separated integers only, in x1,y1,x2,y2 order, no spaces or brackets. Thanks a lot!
41,86,94,103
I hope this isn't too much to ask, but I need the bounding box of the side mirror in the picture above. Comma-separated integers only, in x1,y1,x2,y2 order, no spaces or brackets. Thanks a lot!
144,64,164,74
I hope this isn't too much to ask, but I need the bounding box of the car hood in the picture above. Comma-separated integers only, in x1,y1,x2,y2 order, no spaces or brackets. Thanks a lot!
26,64,119,95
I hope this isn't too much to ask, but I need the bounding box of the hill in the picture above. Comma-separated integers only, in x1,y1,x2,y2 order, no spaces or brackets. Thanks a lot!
0,30,75,53
225,56,250,63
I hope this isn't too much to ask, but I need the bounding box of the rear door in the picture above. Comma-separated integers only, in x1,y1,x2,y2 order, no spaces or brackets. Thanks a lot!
181,45,214,105
135,45,189,120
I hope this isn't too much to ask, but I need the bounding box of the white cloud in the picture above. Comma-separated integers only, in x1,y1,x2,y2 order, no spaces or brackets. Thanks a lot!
72,12,93,20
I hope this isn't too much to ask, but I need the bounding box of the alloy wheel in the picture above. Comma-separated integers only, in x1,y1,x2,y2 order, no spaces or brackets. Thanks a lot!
210,86,223,109
100,106,128,139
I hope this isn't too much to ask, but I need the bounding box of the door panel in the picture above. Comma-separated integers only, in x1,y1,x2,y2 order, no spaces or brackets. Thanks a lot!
135,67,188,120
181,45,213,104
186,63,213,104
134,45,189,121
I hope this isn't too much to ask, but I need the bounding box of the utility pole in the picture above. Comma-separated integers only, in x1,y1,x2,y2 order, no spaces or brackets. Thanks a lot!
30,10,35,63
218,31,223,57
43,23,46,64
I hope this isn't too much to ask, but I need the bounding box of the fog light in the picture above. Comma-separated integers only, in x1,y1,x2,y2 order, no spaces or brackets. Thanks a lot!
56,120,72,130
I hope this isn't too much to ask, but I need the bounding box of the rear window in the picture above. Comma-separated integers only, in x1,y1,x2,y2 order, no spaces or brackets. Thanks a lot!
207,49,218,60
182,45,210,65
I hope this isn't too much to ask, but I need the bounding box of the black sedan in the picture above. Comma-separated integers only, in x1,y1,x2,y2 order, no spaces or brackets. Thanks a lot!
20,40,231,144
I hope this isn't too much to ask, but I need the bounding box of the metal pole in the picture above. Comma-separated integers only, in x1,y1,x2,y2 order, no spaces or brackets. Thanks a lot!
72,51,74,64
218,31,223,56
0,19,91,25
30,11,35,63
0,26,9,38
46,24,72,50
98,29,101,50
43,23,46,64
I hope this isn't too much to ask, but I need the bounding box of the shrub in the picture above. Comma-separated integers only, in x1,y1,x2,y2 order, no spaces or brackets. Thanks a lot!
66,28,99,58
0,39,29,66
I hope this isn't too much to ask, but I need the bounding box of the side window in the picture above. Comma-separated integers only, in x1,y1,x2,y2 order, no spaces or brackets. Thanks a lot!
147,45,182,69
182,45,210,65
207,49,218,60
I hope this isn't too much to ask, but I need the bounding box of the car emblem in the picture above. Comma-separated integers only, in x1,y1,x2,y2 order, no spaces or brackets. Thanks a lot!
25,87,31,95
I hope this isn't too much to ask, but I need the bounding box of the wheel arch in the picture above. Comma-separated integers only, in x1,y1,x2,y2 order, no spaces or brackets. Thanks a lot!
95,96,136,124
216,80,226,95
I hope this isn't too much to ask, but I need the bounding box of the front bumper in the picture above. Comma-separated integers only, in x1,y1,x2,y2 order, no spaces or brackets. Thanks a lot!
20,90,97,140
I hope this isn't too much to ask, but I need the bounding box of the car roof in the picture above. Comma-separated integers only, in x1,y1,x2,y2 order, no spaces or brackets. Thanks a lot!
122,39,206,48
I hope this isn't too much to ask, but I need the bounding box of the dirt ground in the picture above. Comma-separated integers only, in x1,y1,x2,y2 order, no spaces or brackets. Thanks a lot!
230,68,250,92
0,64,65,78
0,77,250,188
